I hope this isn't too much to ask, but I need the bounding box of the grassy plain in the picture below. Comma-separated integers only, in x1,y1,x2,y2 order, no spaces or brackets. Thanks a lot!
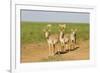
21,21,89,63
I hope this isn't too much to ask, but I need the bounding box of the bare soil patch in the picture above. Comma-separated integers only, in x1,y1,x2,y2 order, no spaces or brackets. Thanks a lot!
21,40,89,63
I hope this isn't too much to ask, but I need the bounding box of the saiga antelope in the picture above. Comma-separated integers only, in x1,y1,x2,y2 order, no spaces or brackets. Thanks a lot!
59,24,69,52
70,29,77,50
43,24,59,56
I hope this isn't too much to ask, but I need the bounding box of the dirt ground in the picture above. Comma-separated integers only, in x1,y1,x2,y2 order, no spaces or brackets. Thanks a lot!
21,40,89,63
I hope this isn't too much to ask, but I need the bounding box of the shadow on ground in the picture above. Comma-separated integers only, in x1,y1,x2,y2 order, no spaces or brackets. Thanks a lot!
55,46,79,55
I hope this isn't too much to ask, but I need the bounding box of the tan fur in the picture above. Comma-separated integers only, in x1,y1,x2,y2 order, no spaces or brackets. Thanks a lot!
44,24,59,56
59,24,69,52
70,29,77,50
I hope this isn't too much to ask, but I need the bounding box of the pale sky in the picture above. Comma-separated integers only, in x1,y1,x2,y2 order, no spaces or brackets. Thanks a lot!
21,10,89,23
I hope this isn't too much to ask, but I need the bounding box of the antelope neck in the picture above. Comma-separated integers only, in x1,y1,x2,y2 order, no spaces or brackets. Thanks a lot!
45,31,50,39
60,31,64,39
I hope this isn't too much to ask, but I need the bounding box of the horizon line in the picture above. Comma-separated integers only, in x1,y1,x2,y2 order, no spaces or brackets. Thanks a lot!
21,21,89,24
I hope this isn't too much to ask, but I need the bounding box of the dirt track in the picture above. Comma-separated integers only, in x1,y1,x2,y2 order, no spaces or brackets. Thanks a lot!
21,40,89,63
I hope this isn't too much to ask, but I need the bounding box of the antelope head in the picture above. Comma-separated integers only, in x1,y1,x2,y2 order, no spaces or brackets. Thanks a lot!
59,24,66,38
71,28,77,35
43,24,52,39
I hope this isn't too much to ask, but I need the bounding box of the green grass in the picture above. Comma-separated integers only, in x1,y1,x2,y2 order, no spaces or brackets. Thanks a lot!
21,21,89,44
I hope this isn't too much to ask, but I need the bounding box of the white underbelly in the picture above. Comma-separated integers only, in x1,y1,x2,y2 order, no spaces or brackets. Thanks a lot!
47,39,57,44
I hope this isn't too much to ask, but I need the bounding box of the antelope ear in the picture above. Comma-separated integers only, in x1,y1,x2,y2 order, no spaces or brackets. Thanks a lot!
63,24,66,28
75,28,77,31
71,29,73,31
47,24,52,28
58,24,62,27
43,29,46,32
59,24,63,31
48,29,51,32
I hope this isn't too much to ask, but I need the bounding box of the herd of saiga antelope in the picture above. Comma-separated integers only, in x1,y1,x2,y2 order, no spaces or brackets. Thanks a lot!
43,24,79,56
